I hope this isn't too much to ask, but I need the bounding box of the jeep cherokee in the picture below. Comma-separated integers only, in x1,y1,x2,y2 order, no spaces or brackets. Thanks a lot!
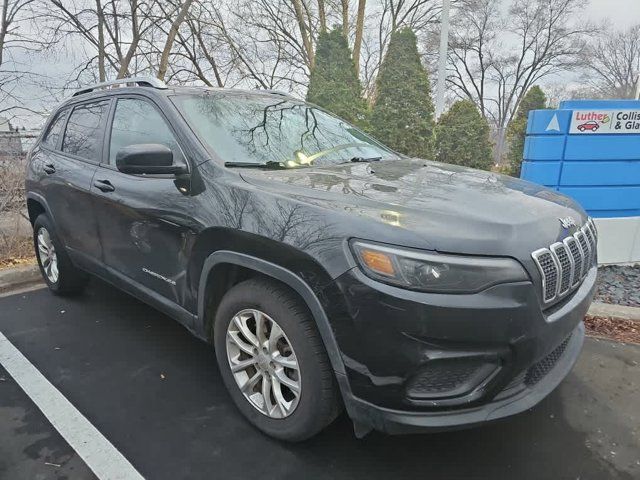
25,77,597,441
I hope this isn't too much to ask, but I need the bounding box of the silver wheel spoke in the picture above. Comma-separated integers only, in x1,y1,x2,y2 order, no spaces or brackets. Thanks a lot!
227,331,256,356
233,314,259,348
240,371,261,394
274,367,300,394
261,375,277,416
272,352,298,370
271,376,293,416
230,356,257,373
254,311,268,348
267,322,283,353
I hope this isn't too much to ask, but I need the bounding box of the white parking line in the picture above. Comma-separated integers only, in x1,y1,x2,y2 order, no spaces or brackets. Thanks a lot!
0,331,144,480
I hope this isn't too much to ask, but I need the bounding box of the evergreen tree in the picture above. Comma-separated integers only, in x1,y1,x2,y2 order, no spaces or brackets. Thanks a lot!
434,100,493,171
306,28,367,126
369,28,435,158
506,86,547,176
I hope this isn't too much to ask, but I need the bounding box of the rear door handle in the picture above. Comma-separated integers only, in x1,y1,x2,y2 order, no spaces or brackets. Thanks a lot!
43,163,56,174
94,179,115,193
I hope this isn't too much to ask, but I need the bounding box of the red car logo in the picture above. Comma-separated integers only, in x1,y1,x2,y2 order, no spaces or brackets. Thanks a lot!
577,121,599,132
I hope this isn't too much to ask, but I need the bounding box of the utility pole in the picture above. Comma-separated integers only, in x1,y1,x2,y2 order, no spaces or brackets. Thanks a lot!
635,74,640,100
435,0,451,118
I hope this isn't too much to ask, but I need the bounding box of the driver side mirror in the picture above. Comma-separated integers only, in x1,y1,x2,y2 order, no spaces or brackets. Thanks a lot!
116,144,188,175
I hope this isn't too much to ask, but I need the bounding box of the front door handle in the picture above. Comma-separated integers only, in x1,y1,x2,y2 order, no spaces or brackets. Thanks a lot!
94,179,115,193
43,163,56,174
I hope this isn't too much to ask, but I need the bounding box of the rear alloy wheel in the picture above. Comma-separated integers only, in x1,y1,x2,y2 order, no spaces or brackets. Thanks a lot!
214,278,341,441
33,214,88,295
226,308,301,418
36,227,59,284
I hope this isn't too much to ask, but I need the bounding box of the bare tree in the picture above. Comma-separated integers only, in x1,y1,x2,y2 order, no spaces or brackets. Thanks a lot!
0,0,52,118
317,0,327,32
352,0,366,76
583,23,640,99
446,0,591,162
291,0,315,69
360,0,440,97
0,0,39,69
157,0,195,81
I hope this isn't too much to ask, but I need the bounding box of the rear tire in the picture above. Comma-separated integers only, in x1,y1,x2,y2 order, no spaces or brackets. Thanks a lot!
213,277,341,441
33,214,88,295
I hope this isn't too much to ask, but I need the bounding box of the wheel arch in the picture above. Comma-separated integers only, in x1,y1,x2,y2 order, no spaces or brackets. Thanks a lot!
198,250,346,376
26,192,53,227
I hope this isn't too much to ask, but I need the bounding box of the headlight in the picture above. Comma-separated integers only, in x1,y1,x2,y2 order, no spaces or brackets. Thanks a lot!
350,240,528,293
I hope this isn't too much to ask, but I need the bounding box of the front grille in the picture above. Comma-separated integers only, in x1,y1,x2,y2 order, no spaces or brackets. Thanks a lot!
524,334,572,386
532,218,598,304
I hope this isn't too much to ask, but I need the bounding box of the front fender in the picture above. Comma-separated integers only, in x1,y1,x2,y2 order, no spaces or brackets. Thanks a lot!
197,250,346,376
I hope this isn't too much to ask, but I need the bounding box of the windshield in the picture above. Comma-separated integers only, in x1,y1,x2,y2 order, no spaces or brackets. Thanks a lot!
172,93,397,168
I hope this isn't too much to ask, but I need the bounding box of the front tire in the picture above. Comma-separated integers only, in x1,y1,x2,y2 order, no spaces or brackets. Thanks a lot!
214,278,341,441
33,214,88,295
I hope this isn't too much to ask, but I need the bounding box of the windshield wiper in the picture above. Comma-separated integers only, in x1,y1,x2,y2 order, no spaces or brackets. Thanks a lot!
224,161,291,170
349,156,382,163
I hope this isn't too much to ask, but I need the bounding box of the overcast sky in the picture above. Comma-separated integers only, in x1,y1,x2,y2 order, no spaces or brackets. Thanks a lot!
586,0,640,27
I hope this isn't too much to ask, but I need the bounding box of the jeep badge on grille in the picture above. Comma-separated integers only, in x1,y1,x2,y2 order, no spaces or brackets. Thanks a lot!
559,216,577,229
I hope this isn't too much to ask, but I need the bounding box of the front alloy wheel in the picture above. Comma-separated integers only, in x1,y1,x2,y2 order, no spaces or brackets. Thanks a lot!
226,308,301,418
214,278,341,441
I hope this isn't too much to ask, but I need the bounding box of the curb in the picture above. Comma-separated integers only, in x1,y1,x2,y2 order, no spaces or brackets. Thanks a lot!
0,265,42,293
587,301,640,323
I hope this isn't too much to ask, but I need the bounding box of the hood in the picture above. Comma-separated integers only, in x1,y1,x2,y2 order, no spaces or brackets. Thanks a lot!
239,158,587,257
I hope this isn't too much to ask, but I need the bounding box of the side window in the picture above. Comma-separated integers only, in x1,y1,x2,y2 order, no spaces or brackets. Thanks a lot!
62,100,110,161
109,98,183,165
41,109,68,150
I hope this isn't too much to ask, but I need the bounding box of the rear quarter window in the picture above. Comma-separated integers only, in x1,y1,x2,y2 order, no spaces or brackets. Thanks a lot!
41,109,68,150
62,100,110,161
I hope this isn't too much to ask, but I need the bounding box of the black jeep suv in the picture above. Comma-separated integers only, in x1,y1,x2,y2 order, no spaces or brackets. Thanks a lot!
26,77,597,441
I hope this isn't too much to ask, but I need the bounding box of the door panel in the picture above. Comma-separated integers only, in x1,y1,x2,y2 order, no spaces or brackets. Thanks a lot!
43,151,101,259
92,171,195,305
38,102,108,262
93,97,194,307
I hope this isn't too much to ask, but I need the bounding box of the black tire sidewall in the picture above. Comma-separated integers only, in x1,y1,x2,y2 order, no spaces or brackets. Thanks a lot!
213,279,336,441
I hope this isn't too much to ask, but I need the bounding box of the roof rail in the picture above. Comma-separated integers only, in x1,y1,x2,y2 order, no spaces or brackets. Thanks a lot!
258,89,294,98
73,76,168,97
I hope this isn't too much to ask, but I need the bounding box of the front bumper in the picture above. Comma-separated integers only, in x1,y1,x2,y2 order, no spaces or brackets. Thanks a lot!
326,265,596,433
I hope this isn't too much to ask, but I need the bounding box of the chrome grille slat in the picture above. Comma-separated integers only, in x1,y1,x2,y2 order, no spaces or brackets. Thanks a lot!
575,231,591,278
551,242,572,295
532,249,559,302
583,224,597,265
532,218,597,304
563,237,582,287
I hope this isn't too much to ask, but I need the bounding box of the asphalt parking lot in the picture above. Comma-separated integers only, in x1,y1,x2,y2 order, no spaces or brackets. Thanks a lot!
0,279,638,480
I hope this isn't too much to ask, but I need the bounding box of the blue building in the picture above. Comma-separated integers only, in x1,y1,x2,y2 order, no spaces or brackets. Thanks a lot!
521,99,640,264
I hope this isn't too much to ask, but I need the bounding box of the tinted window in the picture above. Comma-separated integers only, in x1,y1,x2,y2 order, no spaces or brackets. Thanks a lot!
41,110,68,149
109,98,182,165
62,101,110,160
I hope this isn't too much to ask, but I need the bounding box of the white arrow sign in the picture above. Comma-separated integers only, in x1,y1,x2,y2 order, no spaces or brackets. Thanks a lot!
546,114,561,132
